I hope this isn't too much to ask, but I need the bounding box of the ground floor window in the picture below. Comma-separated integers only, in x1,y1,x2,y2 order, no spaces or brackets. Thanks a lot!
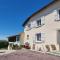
36,33,45,42
36,33,41,41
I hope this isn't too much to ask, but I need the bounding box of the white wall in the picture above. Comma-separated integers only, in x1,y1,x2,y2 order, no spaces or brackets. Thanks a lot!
24,0,60,51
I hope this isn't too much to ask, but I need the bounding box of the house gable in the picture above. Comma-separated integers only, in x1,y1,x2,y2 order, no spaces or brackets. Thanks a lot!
23,0,58,27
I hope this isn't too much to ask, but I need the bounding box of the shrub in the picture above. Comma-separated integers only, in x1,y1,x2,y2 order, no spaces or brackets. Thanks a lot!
51,45,56,50
24,42,30,49
12,44,20,50
0,41,9,49
45,45,50,52
12,44,24,50
19,45,24,49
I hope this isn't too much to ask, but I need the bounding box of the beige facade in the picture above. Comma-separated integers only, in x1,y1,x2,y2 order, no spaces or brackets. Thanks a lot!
23,0,60,52
19,32,25,45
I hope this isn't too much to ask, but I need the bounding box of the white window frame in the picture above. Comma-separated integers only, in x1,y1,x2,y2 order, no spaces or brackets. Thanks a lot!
35,33,42,42
55,9,60,21
36,16,45,27
35,33,45,42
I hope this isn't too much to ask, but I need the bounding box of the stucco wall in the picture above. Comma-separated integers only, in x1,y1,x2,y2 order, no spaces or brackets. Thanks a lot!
24,0,60,51
19,33,25,45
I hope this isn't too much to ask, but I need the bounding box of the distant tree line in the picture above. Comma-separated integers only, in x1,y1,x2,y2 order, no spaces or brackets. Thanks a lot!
0,40,9,49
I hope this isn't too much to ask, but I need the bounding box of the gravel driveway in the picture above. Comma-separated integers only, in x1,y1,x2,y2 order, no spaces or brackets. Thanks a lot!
0,49,60,60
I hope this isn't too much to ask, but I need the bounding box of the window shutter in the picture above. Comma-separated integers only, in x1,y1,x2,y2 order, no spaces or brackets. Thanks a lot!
41,33,45,41
54,10,59,21
41,16,45,25
54,10,58,20
31,21,37,28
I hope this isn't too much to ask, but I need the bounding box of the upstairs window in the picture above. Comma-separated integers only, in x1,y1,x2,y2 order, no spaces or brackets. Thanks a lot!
59,10,60,18
36,16,45,27
37,19,41,27
54,10,60,21
26,24,31,30
28,24,31,28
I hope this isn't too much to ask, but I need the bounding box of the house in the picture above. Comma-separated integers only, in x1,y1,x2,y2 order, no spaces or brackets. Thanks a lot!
23,0,60,52
8,32,24,50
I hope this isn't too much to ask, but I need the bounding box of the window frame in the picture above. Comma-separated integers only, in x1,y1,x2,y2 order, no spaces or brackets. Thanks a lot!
36,33,42,42
56,10,60,21
37,19,41,27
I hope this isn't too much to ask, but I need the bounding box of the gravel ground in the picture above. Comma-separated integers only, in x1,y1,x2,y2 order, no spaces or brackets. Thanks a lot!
0,50,16,55
0,49,60,60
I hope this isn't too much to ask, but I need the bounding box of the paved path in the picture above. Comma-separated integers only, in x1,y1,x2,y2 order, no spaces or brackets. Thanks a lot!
0,49,60,60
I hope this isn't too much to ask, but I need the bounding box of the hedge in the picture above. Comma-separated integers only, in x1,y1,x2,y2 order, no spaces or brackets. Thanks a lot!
0,40,9,49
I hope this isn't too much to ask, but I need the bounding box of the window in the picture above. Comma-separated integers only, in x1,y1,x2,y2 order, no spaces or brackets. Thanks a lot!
55,10,60,21
36,33,45,42
27,35,29,40
59,10,60,18
36,16,45,27
36,33,41,41
37,19,41,27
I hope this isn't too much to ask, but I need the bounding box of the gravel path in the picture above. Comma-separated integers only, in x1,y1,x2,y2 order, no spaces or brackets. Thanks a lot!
0,49,60,60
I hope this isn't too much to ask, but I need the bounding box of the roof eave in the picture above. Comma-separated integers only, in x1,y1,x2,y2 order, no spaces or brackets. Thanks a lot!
22,0,58,27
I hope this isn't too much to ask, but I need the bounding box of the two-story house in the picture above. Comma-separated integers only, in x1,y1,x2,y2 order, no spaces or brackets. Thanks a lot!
23,0,60,52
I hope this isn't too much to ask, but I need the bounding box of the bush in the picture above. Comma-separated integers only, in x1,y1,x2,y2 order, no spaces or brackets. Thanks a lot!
0,41,9,49
24,42,30,49
12,45,24,50
12,44,20,50
51,45,56,50
19,45,24,49
45,45,50,52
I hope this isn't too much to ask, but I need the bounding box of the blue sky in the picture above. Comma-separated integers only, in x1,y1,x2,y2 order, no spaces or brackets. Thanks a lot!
0,0,53,39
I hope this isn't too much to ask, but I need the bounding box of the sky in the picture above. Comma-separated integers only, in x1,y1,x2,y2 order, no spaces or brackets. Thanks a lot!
0,0,53,39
